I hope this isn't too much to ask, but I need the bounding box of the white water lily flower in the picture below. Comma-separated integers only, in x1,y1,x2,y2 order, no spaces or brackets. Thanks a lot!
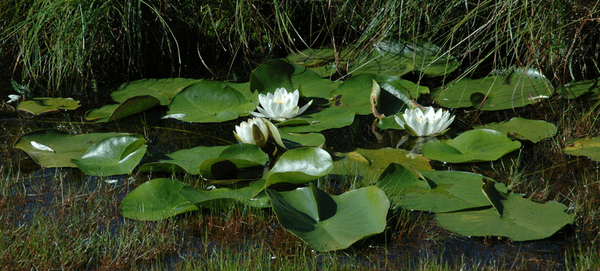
395,107,455,137
233,117,286,148
250,88,313,121
7,94,21,104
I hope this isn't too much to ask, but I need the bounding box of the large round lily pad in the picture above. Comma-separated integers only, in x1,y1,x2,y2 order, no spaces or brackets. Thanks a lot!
165,81,256,123
267,183,389,252
349,39,459,77
377,163,508,212
421,129,522,163
435,193,574,241
111,78,203,105
332,148,433,184
432,68,553,110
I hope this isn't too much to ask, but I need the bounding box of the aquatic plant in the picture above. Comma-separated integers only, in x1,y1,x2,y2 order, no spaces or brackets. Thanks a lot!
233,117,285,148
250,88,313,121
394,107,455,137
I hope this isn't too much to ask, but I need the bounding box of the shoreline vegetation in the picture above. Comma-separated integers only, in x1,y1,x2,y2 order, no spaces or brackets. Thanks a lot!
1,1,599,270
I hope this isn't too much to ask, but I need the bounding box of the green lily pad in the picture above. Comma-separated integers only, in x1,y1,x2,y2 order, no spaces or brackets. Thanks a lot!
121,178,198,221
112,78,203,105
475,117,557,143
85,95,161,122
558,78,600,99
250,59,340,104
17,97,80,115
178,179,270,209
332,148,433,184
377,163,507,212
279,106,356,133
329,74,379,115
350,39,459,77
432,68,553,110
421,129,522,163
165,81,256,123
139,145,230,174
250,59,296,95
279,129,326,149
13,130,131,168
563,137,600,162
263,147,333,187
199,144,269,181
72,134,147,176
266,183,389,252
285,48,349,77
435,193,575,241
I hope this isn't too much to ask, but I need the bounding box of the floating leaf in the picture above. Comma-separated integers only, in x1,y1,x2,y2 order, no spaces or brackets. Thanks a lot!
435,193,575,241
178,179,270,209
85,95,160,122
285,48,348,77
481,178,506,217
121,178,198,221
279,106,356,133
199,144,269,181
563,137,600,162
558,78,600,99
279,129,326,149
17,97,80,115
421,129,521,163
112,78,203,105
72,134,147,176
350,39,459,77
166,81,256,123
267,183,389,252
139,145,229,174
475,117,557,143
263,147,333,187
377,163,507,212
13,130,130,167
433,68,553,110
332,148,432,184
329,74,378,115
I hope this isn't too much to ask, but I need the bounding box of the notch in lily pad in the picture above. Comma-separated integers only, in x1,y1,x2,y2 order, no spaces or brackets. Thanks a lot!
266,183,389,252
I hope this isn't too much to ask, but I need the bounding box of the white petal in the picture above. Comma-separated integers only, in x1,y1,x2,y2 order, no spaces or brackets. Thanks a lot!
31,141,55,152
249,111,266,118
162,113,186,120
7,94,21,103
296,100,313,116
